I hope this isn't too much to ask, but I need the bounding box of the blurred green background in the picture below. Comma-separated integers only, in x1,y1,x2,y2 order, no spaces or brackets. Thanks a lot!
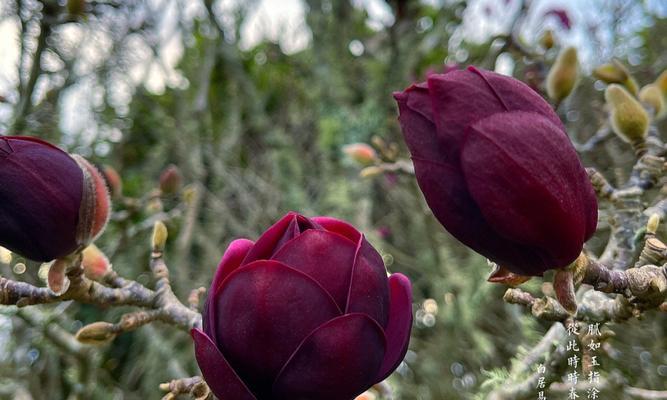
1,0,667,399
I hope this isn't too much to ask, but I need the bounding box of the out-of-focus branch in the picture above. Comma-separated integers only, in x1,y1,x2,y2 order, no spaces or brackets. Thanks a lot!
11,17,50,134
625,387,667,399
1,222,202,334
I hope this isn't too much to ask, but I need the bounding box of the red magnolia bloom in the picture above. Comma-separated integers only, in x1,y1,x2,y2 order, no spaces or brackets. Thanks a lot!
393,67,597,276
192,212,413,400
0,136,110,262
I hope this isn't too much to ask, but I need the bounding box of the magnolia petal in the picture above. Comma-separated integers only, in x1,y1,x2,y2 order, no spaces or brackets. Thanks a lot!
215,260,341,394
461,111,594,270
311,216,361,243
412,156,551,275
393,83,446,162
273,313,386,400
346,235,390,328
192,329,257,400
426,67,564,162
203,238,254,339
272,229,357,309
242,212,319,263
375,273,413,381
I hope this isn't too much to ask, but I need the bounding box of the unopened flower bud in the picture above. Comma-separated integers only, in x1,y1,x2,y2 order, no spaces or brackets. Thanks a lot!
539,29,555,50
591,60,638,96
342,143,378,166
0,137,110,262
639,84,665,118
75,321,117,345
152,221,168,251
546,47,578,103
605,84,649,152
647,214,661,235
592,60,630,84
394,66,597,275
82,244,112,281
159,164,182,195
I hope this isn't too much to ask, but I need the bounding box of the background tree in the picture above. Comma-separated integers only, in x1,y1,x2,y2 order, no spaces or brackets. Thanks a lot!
1,0,667,399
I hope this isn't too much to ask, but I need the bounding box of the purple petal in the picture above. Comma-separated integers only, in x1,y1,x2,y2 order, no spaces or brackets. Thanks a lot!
393,83,446,162
412,156,554,275
0,136,82,261
272,229,357,309
461,111,596,270
272,313,386,400
203,238,254,339
376,273,413,381
192,329,257,400
426,67,563,162
346,235,390,328
311,216,361,243
242,212,319,263
215,260,341,395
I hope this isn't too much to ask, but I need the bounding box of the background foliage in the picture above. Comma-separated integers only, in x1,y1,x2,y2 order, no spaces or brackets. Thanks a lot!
1,0,667,399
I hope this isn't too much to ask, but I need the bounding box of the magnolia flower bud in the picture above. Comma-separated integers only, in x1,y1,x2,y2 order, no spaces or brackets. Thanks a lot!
539,30,555,50
546,47,579,103
605,84,649,151
647,214,661,235
343,143,378,165
593,62,628,84
0,136,110,262
639,84,665,118
82,244,112,281
159,164,182,195
194,213,412,400
152,221,168,251
75,321,117,345
394,66,597,275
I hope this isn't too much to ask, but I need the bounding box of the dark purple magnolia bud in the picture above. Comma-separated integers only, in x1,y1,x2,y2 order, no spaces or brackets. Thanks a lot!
393,67,597,276
192,212,413,400
0,136,110,262
159,164,182,195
